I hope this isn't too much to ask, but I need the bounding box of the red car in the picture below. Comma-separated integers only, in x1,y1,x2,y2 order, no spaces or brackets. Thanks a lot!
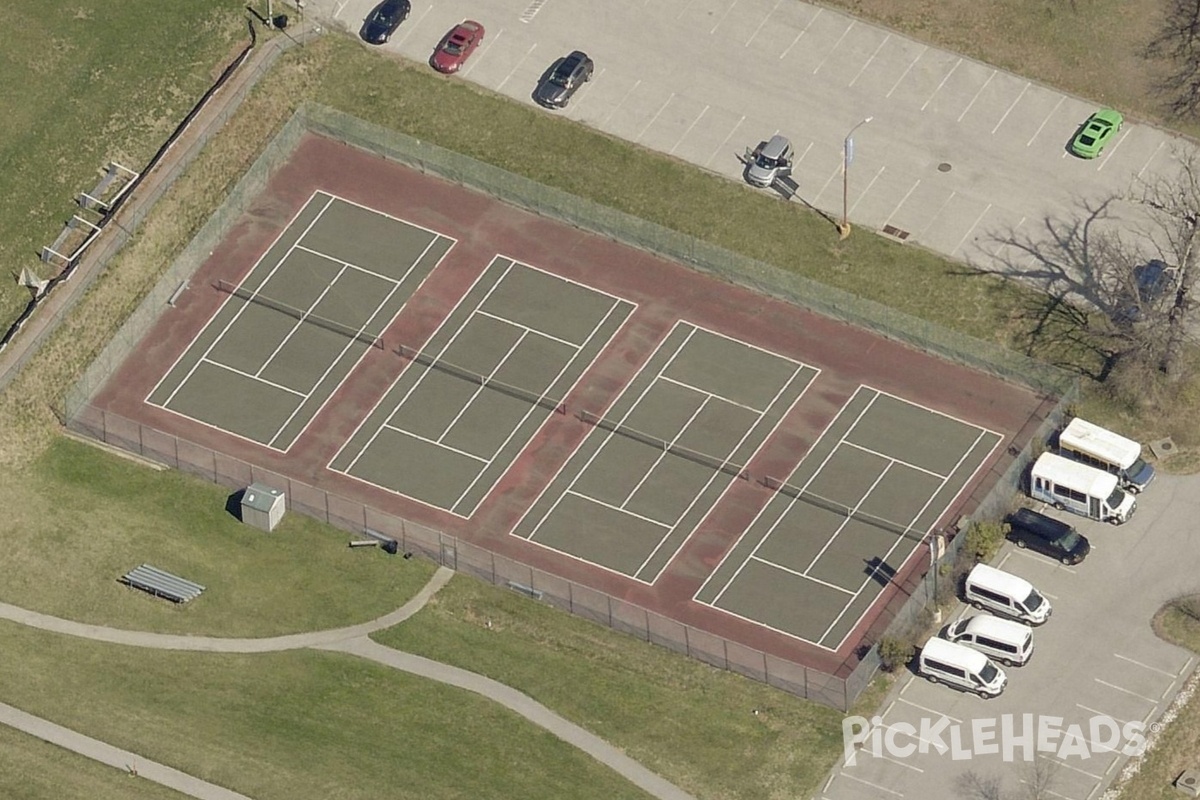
431,20,485,74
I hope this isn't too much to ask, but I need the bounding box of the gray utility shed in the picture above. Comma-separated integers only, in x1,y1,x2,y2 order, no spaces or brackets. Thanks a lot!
241,483,286,532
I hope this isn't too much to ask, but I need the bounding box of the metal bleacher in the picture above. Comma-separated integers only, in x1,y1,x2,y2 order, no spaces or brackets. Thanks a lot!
120,564,205,604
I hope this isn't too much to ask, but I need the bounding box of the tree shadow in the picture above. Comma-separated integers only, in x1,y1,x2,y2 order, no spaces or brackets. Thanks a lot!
1144,0,1200,120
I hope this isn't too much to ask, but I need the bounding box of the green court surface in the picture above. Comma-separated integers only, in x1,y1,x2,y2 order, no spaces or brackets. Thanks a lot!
695,388,1001,649
514,323,819,584
330,257,636,517
147,192,452,451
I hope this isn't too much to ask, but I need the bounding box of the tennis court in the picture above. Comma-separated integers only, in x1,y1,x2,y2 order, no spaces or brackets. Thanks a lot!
146,192,451,451
514,323,819,584
329,256,636,517
696,387,1001,649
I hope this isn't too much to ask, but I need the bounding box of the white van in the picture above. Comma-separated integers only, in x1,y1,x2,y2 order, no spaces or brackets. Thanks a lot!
943,615,1034,666
918,637,1007,698
1029,452,1136,524
1058,417,1155,493
964,563,1052,625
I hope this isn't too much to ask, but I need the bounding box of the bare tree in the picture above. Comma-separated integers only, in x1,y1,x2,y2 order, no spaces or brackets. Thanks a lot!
1146,0,1200,120
955,755,1062,800
1127,146,1200,378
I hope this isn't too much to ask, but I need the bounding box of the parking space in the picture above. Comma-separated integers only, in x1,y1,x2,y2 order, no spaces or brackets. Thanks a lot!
823,477,1198,799
315,0,1197,287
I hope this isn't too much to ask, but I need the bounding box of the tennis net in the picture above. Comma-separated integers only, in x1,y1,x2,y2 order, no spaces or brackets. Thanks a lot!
396,345,566,414
763,476,922,541
215,279,384,350
580,410,750,480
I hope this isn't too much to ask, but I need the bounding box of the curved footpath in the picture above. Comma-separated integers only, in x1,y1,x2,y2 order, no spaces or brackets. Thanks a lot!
0,567,697,800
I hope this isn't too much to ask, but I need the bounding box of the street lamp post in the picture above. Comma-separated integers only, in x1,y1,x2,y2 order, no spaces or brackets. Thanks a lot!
839,116,873,240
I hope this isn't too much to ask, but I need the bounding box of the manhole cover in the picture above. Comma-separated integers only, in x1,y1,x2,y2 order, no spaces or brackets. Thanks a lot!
1150,437,1176,459
938,162,952,172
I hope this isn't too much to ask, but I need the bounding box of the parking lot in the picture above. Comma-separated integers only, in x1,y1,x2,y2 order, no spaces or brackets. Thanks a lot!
314,0,1197,294
823,474,1198,800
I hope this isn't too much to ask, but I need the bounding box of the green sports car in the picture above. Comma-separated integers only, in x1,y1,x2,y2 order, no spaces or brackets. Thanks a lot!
1070,108,1124,159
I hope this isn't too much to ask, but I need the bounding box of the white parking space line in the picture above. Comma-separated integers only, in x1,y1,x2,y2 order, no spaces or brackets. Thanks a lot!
779,8,821,59
957,70,995,122
894,695,963,724
991,82,1030,134
1009,549,1078,573
886,45,926,98
812,21,855,75
496,42,537,92
1026,96,1066,147
676,0,697,19
1019,782,1079,800
670,105,710,155
602,78,642,127
1076,704,1133,730
1114,652,1181,680
395,4,431,47
849,34,890,88
839,771,903,797
333,0,348,19
1049,756,1104,781
637,93,676,142
849,166,883,215
710,0,739,34
919,192,956,238
951,203,991,256
1096,131,1131,172
1136,140,1167,179
744,0,783,47
1094,678,1159,705
920,58,961,111
874,723,943,756
460,28,501,79
882,180,921,230
705,114,746,167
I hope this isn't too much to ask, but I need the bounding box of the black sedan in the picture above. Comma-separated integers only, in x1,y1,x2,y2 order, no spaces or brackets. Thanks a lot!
1005,508,1090,565
535,51,594,109
361,0,410,45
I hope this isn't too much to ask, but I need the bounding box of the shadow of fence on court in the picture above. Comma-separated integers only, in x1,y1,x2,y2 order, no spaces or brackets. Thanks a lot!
61,102,1080,712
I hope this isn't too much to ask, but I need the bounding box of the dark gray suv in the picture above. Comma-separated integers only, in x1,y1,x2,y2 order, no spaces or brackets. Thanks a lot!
535,51,594,109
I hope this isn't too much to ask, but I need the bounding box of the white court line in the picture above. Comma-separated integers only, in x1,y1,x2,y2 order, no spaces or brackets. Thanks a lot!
886,45,926,98
921,58,961,111
1027,96,1065,147
670,105,710,155
749,555,856,595
849,34,890,88
435,331,530,443
255,263,351,380
779,8,821,60
812,21,855,75
563,490,672,530
992,82,1030,134
199,358,306,397
619,396,710,509
1094,678,1159,705
957,70,996,123
379,425,489,463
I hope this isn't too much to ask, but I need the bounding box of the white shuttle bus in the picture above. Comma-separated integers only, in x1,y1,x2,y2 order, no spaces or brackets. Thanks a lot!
1029,452,1136,524
1058,417,1155,493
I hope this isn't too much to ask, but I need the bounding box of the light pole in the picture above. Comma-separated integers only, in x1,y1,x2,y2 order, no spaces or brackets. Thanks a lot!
839,116,873,240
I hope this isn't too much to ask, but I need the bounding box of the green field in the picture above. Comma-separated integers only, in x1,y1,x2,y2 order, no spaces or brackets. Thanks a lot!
2,1,1200,799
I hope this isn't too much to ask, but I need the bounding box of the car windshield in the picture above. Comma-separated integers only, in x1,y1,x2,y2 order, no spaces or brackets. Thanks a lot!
1058,531,1081,550
980,662,1000,684
1024,589,1045,612
1129,456,1149,475
1078,133,1097,146
1107,487,1127,509
757,154,781,168
445,41,464,54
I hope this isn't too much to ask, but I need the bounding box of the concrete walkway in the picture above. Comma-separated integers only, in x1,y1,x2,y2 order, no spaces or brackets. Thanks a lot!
0,566,697,800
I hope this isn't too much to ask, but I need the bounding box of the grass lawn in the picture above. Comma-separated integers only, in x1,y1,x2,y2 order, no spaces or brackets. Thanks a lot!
372,575,845,800
0,620,655,800
0,436,437,636
0,0,248,333
0,724,189,800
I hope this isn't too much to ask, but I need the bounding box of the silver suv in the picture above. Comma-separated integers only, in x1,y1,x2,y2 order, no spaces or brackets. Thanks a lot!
745,134,793,187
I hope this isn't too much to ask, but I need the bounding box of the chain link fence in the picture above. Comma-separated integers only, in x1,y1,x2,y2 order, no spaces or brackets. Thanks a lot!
65,102,1080,710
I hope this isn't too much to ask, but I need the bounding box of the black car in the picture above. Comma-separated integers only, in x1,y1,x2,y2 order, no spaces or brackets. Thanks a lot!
361,0,410,45
535,51,594,108
1005,507,1090,565
1116,259,1177,324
